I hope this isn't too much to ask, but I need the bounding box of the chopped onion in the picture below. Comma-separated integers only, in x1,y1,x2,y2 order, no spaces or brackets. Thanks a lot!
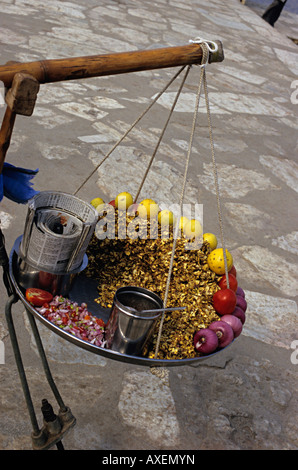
221,314,243,338
193,328,218,355
209,320,234,348
36,295,105,347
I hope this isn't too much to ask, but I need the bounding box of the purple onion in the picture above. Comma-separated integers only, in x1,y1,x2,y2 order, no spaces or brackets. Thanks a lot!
221,315,243,338
236,286,245,298
209,321,234,348
236,295,247,312
231,306,246,325
193,328,218,355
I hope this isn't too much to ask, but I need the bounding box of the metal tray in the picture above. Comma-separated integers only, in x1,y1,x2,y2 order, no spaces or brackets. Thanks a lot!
9,238,227,367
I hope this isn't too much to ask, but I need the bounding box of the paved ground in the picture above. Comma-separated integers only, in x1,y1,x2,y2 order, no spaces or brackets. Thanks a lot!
246,0,298,40
248,0,298,15
0,0,297,451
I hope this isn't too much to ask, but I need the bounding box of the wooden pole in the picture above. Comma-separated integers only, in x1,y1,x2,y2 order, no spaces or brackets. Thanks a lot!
0,41,223,88
0,107,16,175
0,41,224,174
0,72,40,174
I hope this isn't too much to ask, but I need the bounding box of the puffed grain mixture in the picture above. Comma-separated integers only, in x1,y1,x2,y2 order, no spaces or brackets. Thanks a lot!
85,211,220,359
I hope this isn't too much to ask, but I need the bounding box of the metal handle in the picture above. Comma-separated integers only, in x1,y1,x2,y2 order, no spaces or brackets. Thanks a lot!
137,306,186,315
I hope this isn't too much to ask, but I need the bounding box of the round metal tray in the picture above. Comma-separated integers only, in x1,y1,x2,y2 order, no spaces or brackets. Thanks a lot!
9,238,227,367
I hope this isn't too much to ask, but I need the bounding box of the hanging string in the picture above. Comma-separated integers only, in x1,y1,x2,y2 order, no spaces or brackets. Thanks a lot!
153,44,210,362
134,65,191,203
73,65,187,196
152,43,231,370
66,37,229,369
201,62,230,287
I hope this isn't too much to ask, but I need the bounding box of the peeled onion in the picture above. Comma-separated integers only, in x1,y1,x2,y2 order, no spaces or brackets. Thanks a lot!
209,320,234,348
221,314,243,338
236,286,245,298
193,328,218,355
231,306,246,325
236,295,247,312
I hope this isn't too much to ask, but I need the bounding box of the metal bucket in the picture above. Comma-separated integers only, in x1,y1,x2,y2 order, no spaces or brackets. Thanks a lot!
105,286,164,356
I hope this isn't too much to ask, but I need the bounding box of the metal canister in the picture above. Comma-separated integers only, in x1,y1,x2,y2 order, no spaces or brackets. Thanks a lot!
15,191,98,295
19,191,98,274
105,286,164,356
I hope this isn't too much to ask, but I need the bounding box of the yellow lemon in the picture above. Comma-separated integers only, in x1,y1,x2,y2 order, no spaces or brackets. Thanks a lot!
203,233,218,251
90,197,105,209
184,219,203,239
158,209,175,226
115,191,133,210
207,248,233,275
138,198,159,219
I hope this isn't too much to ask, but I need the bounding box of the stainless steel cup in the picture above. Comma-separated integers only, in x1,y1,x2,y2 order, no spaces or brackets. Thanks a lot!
105,286,164,356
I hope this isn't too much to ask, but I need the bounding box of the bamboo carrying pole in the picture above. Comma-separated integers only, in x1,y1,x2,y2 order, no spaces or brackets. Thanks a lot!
0,42,223,88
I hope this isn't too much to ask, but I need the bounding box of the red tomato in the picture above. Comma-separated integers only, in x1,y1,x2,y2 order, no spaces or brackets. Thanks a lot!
25,288,53,307
109,200,115,207
212,288,236,315
96,318,105,327
218,273,238,292
229,265,237,278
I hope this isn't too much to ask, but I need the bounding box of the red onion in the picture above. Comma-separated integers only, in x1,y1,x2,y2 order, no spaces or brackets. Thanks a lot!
231,306,246,324
221,315,243,338
236,295,247,312
209,321,234,348
236,286,245,298
193,328,218,355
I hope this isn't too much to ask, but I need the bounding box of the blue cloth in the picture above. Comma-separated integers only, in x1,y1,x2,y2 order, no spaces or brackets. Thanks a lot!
0,162,39,203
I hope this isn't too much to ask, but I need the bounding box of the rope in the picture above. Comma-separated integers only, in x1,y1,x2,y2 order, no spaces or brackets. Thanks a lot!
152,41,230,370
73,65,187,196
153,44,210,361
202,63,230,287
134,65,191,203
68,38,229,369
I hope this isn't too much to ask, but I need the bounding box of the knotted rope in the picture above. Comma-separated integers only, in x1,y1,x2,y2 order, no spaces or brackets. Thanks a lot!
151,40,230,377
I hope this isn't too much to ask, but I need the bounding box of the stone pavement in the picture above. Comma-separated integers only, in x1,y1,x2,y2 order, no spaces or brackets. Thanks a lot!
0,0,297,451
246,0,298,40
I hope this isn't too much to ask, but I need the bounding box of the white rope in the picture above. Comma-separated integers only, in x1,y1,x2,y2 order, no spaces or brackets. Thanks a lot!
202,64,230,286
189,36,218,54
134,65,191,203
152,41,230,370
189,37,229,284
73,65,187,196
74,39,216,196
153,43,210,362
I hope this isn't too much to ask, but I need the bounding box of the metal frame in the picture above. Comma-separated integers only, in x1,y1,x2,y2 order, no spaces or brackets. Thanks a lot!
2,229,75,450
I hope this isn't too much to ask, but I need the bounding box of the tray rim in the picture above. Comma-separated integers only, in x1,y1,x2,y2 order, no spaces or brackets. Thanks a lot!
9,237,229,367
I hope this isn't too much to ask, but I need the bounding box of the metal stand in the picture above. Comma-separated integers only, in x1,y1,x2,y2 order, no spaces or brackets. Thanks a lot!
1,230,76,450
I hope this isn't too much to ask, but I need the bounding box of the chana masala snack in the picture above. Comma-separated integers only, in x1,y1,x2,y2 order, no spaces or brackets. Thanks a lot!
85,209,222,360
